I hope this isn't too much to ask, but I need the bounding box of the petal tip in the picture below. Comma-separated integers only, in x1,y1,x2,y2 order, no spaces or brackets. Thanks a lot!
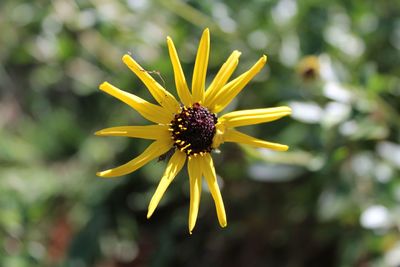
278,106,292,116
281,145,289,151
99,82,108,90
234,50,242,56
96,170,113,177
262,54,268,63
146,210,153,219
188,221,196,234
201,28,210,42
122,54,136,67
122,54,131,62
96,171,105,176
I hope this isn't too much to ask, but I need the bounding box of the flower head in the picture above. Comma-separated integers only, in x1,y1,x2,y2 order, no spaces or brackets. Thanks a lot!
297,55,320,81
96,28,291,233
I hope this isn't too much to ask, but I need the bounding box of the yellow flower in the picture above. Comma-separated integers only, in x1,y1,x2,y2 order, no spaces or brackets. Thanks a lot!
297,55,320,81
96,28,291,233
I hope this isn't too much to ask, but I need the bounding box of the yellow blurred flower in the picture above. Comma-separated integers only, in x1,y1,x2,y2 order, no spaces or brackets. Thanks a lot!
96,29,291,233
297,55,320,81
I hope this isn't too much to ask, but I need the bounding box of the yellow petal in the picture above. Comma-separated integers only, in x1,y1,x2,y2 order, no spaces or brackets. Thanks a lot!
147,150,186,218
204,50,241,107
219,106,291,128
167,37,192,106
212,122,226,149
210,55,267,113
122,54,180,113
201,154,227,228
95,125,170,140
99,82,171,124
223,128,289,151
192,28,210,103
187,156,202,234
96,139,172,178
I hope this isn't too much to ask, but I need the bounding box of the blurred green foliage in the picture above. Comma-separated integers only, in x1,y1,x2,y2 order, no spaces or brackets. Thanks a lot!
1,0,400,266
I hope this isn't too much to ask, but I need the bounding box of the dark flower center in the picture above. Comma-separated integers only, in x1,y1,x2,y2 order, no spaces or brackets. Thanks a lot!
302,67,317,80
169,103,217,156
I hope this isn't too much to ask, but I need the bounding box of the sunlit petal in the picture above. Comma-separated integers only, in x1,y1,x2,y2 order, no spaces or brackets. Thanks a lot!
223,128,288,151
204,50,241,107
220,106,291,128
95,125,170,140
210,55,267,113
201,154,227,228
147,150,186,218
122,54,180,113
99,82,171,124
96,139,172,178
188,156,202,234
192,28,210,103
167,37,192,106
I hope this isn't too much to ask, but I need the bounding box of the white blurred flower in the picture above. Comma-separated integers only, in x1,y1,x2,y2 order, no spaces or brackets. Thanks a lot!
323,82,353,104
360,205,391,230
321,101,351,127
272,0,297,26
289,101,323,124
385,242,400,267
377,142,400,168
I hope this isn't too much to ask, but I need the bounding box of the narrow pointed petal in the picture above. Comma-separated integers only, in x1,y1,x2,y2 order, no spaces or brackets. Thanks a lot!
147,150,186,218
204,50,241,107
219,106,292,128
96,139,172,178
210,55,267,113
122,54,180,113
223,128,289,151
192,28,210,103
201,154,227,228
99,82,171,124
95,125,170,140
187,156,202,234
167,37,192,106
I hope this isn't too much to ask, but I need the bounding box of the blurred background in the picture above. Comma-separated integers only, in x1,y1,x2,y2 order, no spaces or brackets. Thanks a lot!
1,0,400,266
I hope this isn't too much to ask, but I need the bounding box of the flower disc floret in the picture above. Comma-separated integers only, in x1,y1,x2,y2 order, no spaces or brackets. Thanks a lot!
170,103,217,156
